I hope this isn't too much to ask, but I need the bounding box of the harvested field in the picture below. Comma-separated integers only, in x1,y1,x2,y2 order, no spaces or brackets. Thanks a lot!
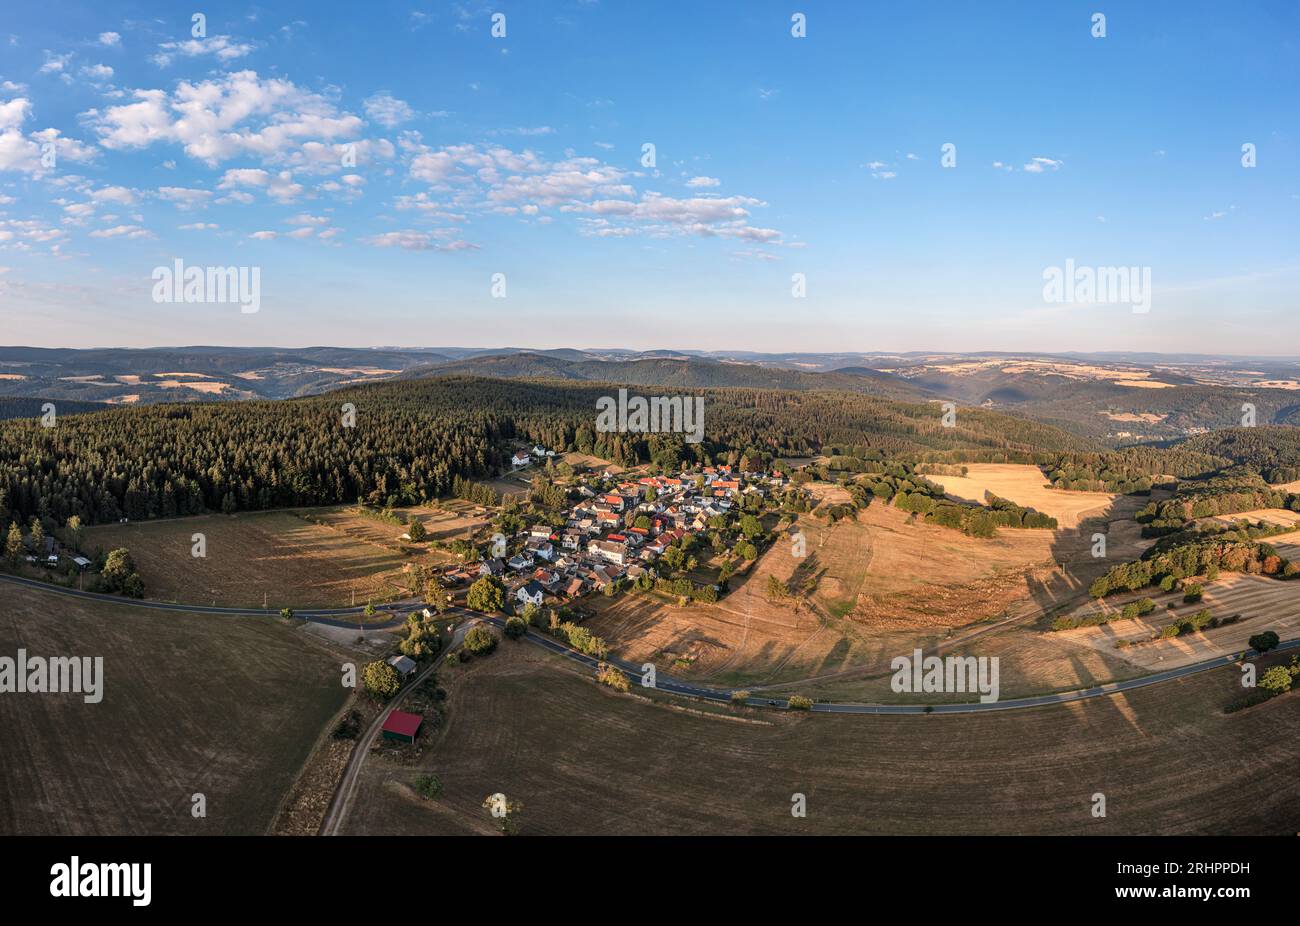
1057,574,1300,671
84,509,412,608
927,463,1117,529
339,643,1300,835
0,584,349,835
1200,509,1300,530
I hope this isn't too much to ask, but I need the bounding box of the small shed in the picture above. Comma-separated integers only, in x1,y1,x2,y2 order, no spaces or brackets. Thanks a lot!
386,654,417,677
381,710,423,744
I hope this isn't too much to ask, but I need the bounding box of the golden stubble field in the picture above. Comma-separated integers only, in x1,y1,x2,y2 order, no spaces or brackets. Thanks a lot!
340,643,1300,836
0,584,350,835
927,463,1118,529
83,502,490,608
1058,572,1300,672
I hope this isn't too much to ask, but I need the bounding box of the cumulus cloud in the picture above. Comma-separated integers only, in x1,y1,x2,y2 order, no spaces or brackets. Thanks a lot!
217,166,303,203
362,230,478,251
398,141,785,245
152,35,254,67
363,92,414,128
0,100,97,175
88,70,363,166
686,176,720,187
89,223,152,239
98,32,121,47
156,186,213,209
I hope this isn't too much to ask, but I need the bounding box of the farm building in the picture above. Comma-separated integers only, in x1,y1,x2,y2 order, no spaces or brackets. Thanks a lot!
381,710,423,744
386,655,417,677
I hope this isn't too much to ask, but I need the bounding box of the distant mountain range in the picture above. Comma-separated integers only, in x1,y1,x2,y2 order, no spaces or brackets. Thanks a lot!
0,345,1296,443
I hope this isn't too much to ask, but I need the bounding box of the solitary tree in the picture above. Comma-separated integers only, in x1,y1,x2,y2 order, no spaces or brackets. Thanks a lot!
466,576,505,613
5,521,22,565
407,519,427,542
362,660,402,699
1250,631,1280,654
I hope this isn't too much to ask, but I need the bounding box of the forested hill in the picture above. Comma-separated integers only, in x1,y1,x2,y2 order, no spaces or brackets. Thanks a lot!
0,397,106,420
1175,426,1300,483
0,374,1098,527
403,353,934,401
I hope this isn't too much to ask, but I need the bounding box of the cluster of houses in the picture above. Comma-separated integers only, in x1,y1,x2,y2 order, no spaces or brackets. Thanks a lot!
510,444,557,469
474,463,791,610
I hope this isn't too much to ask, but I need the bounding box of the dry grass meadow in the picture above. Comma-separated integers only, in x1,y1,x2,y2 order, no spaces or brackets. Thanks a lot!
585,485,1150,691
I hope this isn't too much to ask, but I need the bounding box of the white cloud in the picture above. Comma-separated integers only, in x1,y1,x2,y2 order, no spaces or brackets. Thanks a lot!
80,64,114,81
1023,156,1062,173
89,70,363,166
89,223,152,239
363,230,478,251
39,51,72,75
153,35,254,67
98,32,121,47
156,186,213,209
363,92,414,128
217,166,303,202
686,176,720,188
871,171,896,180
178,222,217,230
0,98,30,131
249,230,277,240
90,185,136,205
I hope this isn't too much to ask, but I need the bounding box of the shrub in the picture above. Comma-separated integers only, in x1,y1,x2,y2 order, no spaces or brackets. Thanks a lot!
332,709,362,740
1260,666,1293,695
1183,583,1204,604
787,695,814,710
414,774,443,799
730,690,751,705
596,663,630,692
463,625,498,656
504,616,527,639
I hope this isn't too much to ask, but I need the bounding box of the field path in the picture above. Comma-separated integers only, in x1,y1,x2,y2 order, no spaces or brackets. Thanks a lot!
320,623,467,836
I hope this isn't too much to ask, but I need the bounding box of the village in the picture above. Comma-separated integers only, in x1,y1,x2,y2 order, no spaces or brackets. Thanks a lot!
437,444,801,614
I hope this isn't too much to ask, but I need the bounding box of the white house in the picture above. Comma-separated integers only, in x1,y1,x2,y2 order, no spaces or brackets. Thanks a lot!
516,581,545,608
511,451,531,467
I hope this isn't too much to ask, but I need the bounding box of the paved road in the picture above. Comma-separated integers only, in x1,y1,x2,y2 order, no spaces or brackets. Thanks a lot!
5,571,1294,715
474,613,1300,715
0,572,411,629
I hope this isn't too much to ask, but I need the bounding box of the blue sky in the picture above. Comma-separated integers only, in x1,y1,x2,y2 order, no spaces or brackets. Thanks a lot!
0,1,1296,353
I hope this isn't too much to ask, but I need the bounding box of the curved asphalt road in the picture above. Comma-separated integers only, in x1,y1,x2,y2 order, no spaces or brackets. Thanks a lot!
0,572,410,629
4,572,1294,715
476,613,1300,715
